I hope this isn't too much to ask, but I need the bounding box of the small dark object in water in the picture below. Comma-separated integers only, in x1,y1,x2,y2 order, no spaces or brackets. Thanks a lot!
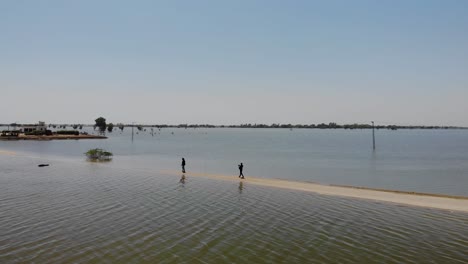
38,164,49,167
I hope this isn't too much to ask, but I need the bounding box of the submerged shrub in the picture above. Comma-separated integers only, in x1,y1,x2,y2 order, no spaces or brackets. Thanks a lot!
85,148,113,161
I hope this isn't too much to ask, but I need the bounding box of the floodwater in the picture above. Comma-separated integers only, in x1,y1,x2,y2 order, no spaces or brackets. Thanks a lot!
2,127,468,195
1,128,467,263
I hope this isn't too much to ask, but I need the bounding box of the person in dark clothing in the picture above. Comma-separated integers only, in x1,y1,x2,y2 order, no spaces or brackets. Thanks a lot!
181,158,186,173
238,162,244,179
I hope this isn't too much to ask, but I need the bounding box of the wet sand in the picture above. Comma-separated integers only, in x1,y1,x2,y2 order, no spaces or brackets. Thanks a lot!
0,150,17,156
163,170,468,213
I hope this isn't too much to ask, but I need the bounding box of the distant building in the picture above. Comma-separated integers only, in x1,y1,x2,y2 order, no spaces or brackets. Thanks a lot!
21,121,47,133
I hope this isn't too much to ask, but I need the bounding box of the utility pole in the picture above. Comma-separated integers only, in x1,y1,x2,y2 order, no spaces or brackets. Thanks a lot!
132,122,135,142
372,121,376,150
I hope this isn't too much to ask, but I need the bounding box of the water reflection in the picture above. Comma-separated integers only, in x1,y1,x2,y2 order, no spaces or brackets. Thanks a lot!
238,181,243,194
179,174,186,184
370,149,378,171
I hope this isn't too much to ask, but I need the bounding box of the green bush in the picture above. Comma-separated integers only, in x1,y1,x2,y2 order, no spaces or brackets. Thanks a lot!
85,148,113,161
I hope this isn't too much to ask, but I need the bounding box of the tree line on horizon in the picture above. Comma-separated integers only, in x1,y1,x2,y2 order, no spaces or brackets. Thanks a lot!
2,120,466,131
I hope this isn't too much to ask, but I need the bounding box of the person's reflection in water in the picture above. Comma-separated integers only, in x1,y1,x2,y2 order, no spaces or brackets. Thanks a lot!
179,174,186,185
238,181,243,194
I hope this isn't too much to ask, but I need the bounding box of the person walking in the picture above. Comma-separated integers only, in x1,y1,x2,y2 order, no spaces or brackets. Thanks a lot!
181,158,186,173
238,162,244,179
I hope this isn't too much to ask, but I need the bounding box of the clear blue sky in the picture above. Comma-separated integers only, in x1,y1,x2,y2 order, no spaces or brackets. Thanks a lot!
1,0,467,125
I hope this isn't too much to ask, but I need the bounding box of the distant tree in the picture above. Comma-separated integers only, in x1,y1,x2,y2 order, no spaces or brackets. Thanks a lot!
118,123,124,131
107,123,114,132
95,117,107,131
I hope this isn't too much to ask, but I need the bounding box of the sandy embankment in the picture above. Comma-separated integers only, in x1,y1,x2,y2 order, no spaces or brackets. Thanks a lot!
163,170,468,213
1,149,466,212
0,150,17,156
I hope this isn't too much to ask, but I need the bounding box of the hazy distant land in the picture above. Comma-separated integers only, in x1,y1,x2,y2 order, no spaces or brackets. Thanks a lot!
2,122,467,130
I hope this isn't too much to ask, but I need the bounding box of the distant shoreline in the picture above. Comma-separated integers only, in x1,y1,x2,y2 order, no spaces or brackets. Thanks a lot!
2,124,467,130
115,124,467,130
0,134,107,141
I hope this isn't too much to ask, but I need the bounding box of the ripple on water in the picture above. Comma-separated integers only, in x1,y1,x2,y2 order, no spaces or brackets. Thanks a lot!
0,157,467,263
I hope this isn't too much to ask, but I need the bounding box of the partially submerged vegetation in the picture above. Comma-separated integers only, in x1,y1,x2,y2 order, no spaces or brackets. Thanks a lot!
2,121,467,131
85,148,113,161
94,117,107,132
107,123,114,132
94,123,468,130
